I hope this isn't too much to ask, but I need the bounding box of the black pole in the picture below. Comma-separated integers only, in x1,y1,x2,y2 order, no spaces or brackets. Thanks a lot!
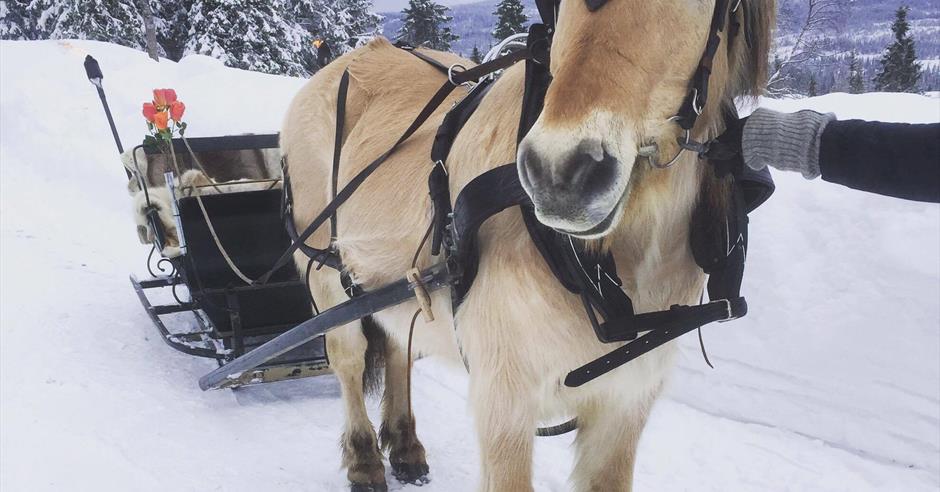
84,55,131,178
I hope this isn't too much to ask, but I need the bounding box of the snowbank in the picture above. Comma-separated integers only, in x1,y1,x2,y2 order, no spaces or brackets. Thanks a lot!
1,40,938,491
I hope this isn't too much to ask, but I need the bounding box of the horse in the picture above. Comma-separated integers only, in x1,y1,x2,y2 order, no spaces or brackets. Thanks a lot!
280,0,774,489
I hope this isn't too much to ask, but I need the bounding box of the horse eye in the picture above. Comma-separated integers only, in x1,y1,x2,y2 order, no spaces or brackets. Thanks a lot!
584,0,608,12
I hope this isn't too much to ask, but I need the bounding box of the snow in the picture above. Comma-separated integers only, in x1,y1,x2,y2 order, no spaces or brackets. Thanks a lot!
1,40,938,491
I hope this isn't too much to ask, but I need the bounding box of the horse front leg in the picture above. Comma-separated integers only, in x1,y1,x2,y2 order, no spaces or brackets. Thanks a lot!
470,367,537,492
569,391,659,492
327,321,387,492
378,335,430,485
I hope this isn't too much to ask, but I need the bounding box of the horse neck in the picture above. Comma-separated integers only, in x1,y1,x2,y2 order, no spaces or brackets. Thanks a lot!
603,154,705,308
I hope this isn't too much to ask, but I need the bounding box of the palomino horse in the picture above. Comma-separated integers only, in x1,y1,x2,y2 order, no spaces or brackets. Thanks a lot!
281,0,774,489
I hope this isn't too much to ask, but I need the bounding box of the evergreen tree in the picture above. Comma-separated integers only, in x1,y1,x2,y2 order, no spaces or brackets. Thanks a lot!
336,0,382,49
154,0,191,61
470,44,482,63
491,0,525,42
808,76,817,97
847,50,864,94
873,6,921,93
292,0,381,70
396,0,457,51
50,0,144,49
30,0,63,38
186,0,307,76
0,0,32,39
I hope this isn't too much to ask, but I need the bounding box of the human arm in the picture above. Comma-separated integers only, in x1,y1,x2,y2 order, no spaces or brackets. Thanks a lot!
742,108,940,203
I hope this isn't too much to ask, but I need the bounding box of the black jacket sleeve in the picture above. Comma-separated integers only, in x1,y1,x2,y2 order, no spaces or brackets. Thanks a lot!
819,120,940,203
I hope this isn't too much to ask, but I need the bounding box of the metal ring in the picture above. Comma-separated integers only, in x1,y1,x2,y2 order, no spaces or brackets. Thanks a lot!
641,129,691,169
448,63,468,86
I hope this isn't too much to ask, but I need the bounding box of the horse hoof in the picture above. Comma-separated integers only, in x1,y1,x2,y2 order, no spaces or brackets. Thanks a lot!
392,462,430,485
350,483,388,492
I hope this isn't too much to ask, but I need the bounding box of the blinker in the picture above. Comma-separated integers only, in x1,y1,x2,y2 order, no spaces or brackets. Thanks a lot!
584,0,607,12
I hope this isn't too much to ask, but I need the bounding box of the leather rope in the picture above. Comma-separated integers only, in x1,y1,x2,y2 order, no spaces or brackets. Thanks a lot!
169,138,256,285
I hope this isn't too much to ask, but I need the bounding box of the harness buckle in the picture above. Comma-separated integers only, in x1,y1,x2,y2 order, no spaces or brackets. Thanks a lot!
714,298,736,322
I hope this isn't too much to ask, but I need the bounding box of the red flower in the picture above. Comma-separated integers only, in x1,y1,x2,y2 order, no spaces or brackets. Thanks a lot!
142,102,157,122
153,110,169,130
169,100,185,122
153,88,177,109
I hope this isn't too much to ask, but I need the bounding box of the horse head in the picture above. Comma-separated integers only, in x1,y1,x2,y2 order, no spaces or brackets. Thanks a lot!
517,0,773,238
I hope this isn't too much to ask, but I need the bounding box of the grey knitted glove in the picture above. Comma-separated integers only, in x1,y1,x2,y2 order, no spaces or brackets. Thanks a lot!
743,108,836,179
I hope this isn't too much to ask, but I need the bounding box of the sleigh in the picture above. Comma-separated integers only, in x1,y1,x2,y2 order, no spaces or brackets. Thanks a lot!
83,55,330,387
126,134,330,387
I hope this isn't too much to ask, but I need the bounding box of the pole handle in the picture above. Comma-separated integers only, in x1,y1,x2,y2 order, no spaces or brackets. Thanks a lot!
84,55,103,86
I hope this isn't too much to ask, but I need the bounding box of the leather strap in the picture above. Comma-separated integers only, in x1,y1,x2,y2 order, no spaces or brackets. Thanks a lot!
330,70,350,241
564,297,746,387
675,0,731,130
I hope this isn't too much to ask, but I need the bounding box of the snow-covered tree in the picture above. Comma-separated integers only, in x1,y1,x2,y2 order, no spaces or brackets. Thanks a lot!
491,0,525,42
291,0,382,70
154,0,192,61
185,0,307,76
49,0,144,49
847,50,864,94
808,75,817,96
396,0,457,51
0,0,32,39
873,6,921,93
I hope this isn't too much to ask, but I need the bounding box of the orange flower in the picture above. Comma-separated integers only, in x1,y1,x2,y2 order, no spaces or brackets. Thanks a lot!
152,88,177,109
153,110,169,130
142,102,157,122
169,100,185,122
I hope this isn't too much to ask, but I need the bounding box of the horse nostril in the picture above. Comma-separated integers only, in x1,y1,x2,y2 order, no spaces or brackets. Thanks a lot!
563,144,619,196
518,144,546,192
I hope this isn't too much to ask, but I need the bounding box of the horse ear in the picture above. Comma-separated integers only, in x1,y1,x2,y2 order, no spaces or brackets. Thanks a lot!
730,0,776,97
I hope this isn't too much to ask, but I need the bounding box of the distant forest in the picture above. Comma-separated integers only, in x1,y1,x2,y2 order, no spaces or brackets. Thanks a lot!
383,0,940,94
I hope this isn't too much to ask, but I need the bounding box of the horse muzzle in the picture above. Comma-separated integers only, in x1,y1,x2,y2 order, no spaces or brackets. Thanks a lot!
517,137,628,238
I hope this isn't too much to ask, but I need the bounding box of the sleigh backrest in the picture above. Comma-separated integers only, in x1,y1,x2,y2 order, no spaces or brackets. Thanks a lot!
129,134,282,191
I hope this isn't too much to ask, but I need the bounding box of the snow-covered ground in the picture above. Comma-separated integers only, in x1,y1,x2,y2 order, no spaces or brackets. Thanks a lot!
1,40,938,491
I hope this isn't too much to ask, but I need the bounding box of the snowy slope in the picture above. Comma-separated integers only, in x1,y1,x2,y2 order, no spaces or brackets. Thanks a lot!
1,40,938,491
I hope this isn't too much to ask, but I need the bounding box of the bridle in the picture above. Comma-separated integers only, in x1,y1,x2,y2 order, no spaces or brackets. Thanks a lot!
579,0,745,168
